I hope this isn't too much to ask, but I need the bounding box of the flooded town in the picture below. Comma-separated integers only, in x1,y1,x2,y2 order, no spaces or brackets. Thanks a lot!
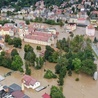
0,0,98,98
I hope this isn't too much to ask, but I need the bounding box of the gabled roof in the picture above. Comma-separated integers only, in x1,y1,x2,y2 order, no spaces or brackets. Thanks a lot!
12,90,24,98
42,93,51,98
91,11,98,14
24,34,50,42
9,83,21,91
87,25,95,29
22,75,37,86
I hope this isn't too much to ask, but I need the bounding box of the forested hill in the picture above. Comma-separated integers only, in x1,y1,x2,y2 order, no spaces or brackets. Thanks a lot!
0,0,69,8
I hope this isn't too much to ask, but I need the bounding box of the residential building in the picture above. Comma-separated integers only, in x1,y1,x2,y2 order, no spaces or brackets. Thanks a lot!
86,25,95,36
0,83,29,98
42,93,51,98
90,11,98,27
65,23,76,32
1,8,15,13
77,18,90,26
0,26,14,36
22,75,40,90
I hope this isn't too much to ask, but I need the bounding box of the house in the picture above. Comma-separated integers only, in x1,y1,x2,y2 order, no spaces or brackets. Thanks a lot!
42,93,51,98
22,75,40,89
1,8,15,13
77,18,89,26
47,28,57,34
0,25,15,36
0,83,30,98
90,11,98,27
86,25,95,36
68,17,77,23
65,23,76,32
18,26,28,39
55,9,62,15
85,1,91,6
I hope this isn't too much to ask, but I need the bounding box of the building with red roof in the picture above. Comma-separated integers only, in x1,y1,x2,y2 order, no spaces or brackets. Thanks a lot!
22,75,40,89
0,25,15,36
42,93,51,98
24,31,54,45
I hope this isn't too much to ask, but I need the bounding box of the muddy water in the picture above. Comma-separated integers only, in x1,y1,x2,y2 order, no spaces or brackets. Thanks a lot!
0,65,98,98
1,23,98,98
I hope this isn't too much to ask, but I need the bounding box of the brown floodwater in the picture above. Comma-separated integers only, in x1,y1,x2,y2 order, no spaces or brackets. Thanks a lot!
1,23,98,98
0,64,98,98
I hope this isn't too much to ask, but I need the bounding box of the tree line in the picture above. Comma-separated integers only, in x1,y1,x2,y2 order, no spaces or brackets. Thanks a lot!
0,0,67,9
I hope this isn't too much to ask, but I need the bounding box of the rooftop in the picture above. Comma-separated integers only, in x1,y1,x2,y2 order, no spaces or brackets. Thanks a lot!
42,93,51,98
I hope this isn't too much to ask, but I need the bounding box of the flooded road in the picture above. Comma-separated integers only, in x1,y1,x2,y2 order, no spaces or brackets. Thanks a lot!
1,23,98,98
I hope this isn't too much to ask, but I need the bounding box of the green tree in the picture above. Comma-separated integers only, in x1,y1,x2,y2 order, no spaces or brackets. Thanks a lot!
11,55,23,71
13,37,22,48
68,69,72,76
52,51,59,63
24,44,33,52
44,70,57,79
25,63,31,75
50,86,65,98
72,7,75,13
1,51,5,56
0,55,3,66
8,38,13,45
34,17,43,22
2,57,12,68
11,49,19,57
5,34,10,42
24,51,36,65
35,57,44,69
58,76,64,86
57,56,68,67
45,46,54,62
59,21,64,27
72,58,81,73
7,11,13,16
81,59,97,76
59,66,67,78
36,46,41,51
25,20,30,25
56,40,61,49
93,37,98,43
55,64,61,74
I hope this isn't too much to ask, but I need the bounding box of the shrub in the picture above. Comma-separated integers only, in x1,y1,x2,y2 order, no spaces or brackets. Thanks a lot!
36,46,41,51
25,67,31,75
68,69,72,76
19,68,24,72
58,76,64,86
8,38,13,45
75,78,79,81
44,70,57,79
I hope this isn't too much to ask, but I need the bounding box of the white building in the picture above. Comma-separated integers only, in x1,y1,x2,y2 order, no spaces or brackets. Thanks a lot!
86,25,95,36
47,28,57,35
65,23,76,32
1,8,15,13
0,26,14,36
22,75,40,90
